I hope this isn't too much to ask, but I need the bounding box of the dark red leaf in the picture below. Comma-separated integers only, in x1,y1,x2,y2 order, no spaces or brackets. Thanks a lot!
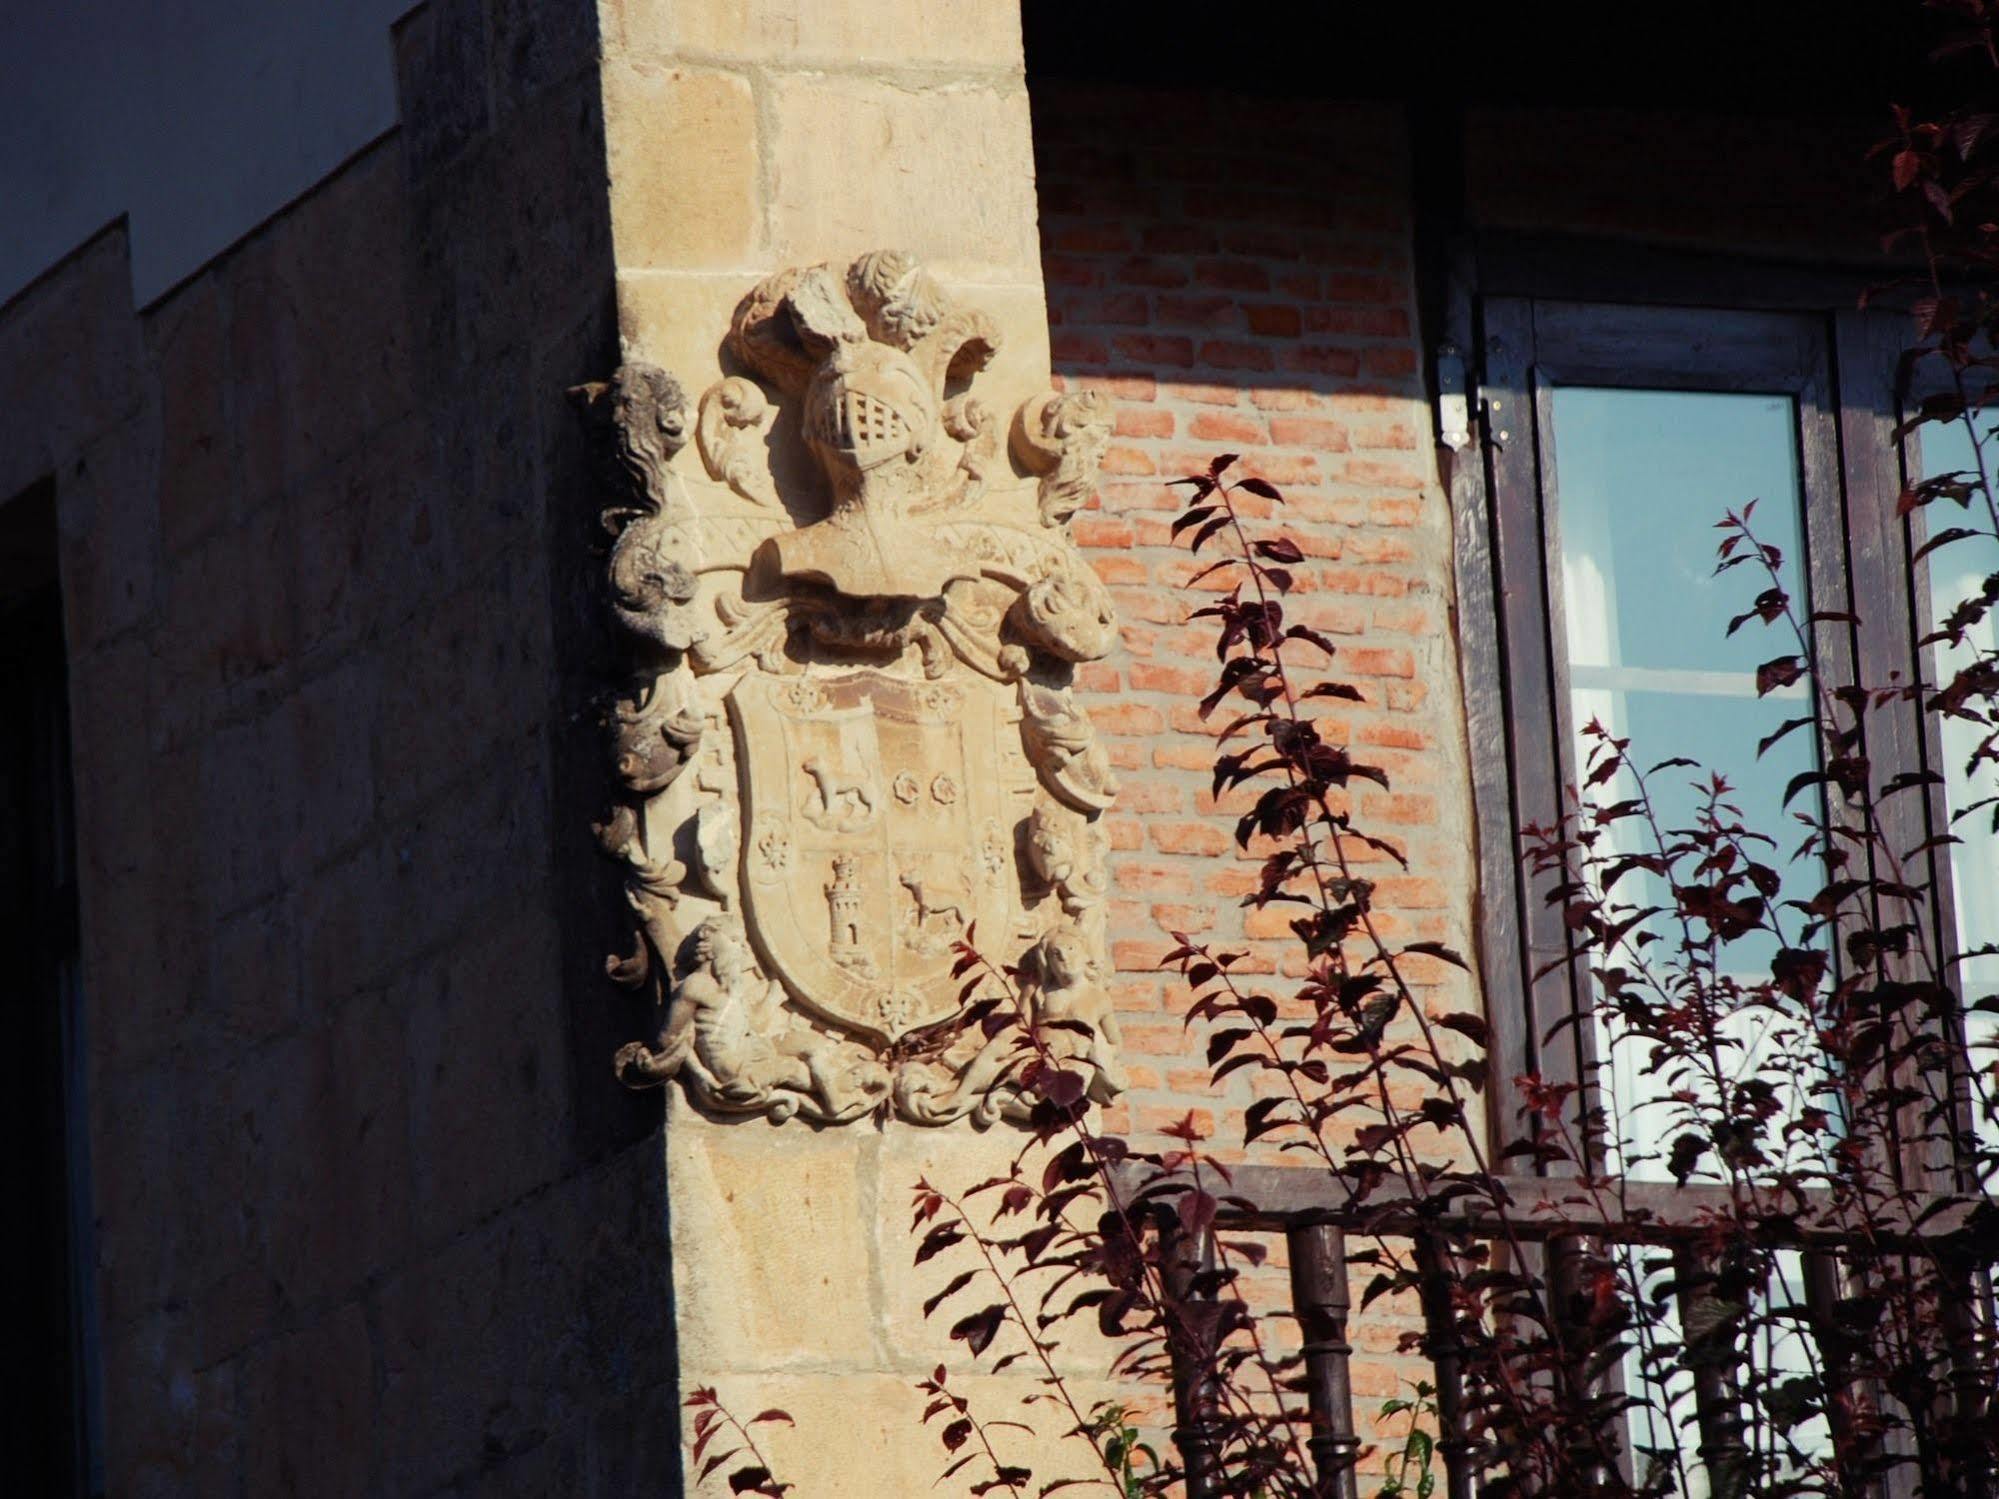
950,1303,1008,1357
1755,656,1805,696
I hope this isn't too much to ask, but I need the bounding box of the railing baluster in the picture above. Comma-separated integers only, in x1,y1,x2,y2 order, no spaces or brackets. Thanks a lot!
1937,1250,1994,1499
1547,1230,1624,1488
1412,1230,1475,1499
1287,1222,1360,1499
1672,1243,1753,1499
1802,1248,1884,1499
1159,1210,1223,1499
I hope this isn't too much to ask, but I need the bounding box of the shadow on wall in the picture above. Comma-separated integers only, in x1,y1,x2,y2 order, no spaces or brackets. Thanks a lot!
0,2,692,1493
1022,84,1474,1150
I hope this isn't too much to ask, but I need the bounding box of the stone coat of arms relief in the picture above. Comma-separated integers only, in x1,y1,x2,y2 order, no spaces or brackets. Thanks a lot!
573,251,1123,1126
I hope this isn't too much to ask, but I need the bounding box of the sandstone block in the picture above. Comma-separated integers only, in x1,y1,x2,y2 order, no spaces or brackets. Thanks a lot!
206,896,301,1048
242,1304,375,1499
665,1108,880,1369
59,415,163,650
100,1316,243,1499
766,75,1040,278
682,1371,1134,1499
288,656,379,876
287,416,430,657
0,230,141,500
399,907,569,1243
612,270,764,387
149,272,233,556
276,149,417,468
197,702,302,915
612,0,1023,69
373,1153,672,1495
297,838,399,1015
268,990,414,1308
488,0,600,114
392,0,492,184
375,553,552,818
876,1127,1131,1381
160,497,292,700
603,64,759,269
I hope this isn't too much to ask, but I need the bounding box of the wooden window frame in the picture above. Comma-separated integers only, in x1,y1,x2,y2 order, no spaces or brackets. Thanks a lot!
1898,368,1999,1180
1437,236,1971,1170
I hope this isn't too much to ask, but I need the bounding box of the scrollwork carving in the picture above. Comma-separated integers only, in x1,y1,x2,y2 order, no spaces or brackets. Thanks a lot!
1026,803,1110,927
1009,561,1118,663
1019,680,1120,812
609,675,705,795
696,376,778,508
1011,389,1111,528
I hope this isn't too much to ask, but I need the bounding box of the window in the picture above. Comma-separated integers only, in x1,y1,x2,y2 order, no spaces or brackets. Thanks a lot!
1440,277,1999,1493
1451,283,1995,1183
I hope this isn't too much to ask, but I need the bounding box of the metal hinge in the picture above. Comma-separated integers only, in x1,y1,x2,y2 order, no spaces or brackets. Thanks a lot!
1435,341,1472,451
1437,342,1513,452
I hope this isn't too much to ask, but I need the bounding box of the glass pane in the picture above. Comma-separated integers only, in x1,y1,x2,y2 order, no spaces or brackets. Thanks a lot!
1549,386,1832,1496
1915,416,1999,1161
1549,387,1821,1180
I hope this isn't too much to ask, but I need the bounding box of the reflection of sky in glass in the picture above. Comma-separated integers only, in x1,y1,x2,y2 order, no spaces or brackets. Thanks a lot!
1551,388,1821,1180
1916,418,1999,1156
1555,388,1809,679
1553,387,1833,1492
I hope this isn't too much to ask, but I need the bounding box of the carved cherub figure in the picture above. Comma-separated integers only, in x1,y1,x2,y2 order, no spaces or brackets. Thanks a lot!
892,920,1124,1126
1026,924,1126,1102
616,915,884,1121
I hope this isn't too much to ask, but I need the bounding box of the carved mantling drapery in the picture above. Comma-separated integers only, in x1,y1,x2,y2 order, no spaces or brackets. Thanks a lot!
573,251,1121,1126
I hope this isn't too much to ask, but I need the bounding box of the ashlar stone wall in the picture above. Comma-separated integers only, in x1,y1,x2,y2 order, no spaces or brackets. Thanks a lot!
0,5,677,1495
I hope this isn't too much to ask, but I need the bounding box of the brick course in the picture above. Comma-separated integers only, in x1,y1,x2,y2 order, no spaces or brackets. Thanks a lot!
1030,85,1480,1432
1035,83,1480,1160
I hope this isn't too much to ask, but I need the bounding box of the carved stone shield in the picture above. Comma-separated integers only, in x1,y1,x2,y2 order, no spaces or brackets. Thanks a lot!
583,251,1123,1125
730,670,1018,1043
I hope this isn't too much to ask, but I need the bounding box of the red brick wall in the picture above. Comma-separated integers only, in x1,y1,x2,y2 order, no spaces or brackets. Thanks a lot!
1033,86,1480,1169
